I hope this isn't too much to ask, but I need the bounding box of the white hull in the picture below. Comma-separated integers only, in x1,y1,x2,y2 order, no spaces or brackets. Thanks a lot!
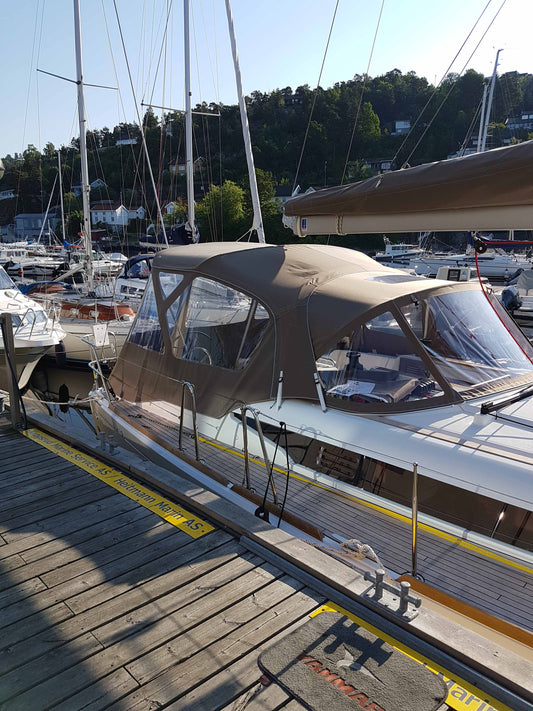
412,252,531,279
56,318,131,365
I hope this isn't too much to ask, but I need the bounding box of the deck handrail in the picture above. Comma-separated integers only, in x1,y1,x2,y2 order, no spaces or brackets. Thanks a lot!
15,308,37,338
84,337,114,401
177,380,200,460
240,404,277,504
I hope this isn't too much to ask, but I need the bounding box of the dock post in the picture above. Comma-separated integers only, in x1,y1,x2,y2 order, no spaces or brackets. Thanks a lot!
0,314,22,430
411,461,419,579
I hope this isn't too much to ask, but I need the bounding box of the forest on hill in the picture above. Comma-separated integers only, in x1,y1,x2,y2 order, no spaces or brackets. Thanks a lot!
2,67,533,244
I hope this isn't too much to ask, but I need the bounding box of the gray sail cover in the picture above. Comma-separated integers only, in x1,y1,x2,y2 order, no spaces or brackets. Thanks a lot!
283,140,533,235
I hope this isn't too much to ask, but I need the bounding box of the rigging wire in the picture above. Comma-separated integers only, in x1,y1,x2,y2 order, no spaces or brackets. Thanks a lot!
100,1,150,224
15,0,45,220
292,0,340,195
112,0,168,245
400,0,507,168
341,0,385,185
393,0,498,167
457,96,484,156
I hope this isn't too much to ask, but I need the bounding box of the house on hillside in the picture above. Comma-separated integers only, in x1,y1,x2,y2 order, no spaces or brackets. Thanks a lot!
361,157,395,173
169,156,205,176
391,120,411,136
14,209,61,240
91,201,146,232
72,178,108,197
506,112,533,133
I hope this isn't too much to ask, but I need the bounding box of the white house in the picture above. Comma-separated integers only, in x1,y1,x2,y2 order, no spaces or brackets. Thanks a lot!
91,201,146,231
115,138,138,147
72,178,108,197
391,120,411,136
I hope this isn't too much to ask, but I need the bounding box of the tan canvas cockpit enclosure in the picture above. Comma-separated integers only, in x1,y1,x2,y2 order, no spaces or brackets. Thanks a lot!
107,242,533,418
283,140,533,235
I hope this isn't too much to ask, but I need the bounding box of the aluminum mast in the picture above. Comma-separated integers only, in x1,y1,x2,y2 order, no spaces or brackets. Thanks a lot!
225,0,265,243
73,0,94,290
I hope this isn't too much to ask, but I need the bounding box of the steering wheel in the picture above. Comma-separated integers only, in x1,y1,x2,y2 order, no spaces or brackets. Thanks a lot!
186,345,213,365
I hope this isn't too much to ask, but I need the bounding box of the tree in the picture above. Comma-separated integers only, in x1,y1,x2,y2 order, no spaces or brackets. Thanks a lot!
195,181,245,241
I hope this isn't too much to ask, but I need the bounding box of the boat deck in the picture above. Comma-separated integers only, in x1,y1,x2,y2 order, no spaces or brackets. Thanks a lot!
108,400,533,636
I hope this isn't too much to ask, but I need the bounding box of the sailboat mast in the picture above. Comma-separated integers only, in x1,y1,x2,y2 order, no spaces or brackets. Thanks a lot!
73,0,93,290
57,150,66,243
480,49,502,153
224,0,265,244
184,0,195,236
477,83,488,153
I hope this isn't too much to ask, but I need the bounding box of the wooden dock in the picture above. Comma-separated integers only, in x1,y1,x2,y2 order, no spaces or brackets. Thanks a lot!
0,417,531,710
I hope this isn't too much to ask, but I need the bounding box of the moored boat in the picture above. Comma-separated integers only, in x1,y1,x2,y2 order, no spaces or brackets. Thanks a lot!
0,265,65,390
90,242,533,561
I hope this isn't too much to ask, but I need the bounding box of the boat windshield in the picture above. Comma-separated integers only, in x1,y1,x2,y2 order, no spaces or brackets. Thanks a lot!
402,290,533,394
0,267,14,289
315,289,533,406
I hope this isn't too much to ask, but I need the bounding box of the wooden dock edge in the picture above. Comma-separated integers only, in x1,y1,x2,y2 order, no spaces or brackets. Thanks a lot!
398,573,533,649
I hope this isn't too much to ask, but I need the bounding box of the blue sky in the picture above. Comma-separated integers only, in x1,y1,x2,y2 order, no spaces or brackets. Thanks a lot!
1,0,531,159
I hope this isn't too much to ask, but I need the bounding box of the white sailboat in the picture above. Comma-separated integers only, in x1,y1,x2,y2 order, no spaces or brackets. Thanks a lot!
34,0,138,368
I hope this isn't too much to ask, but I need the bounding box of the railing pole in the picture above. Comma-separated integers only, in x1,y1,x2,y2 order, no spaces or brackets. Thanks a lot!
178,383,186,450
241,404,250,488
185,382,199,460
1,314,22,429
411,461,419,578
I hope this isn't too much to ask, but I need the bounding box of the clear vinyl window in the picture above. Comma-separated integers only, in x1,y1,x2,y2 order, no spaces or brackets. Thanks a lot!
401,290,533,393
316,310,443,404
171,276,269,369
127,278,163,352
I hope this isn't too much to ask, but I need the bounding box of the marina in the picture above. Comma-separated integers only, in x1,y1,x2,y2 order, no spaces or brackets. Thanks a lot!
2,1,533,708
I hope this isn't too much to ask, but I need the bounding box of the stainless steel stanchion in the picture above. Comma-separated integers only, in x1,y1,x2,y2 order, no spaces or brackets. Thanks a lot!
411,461,419,579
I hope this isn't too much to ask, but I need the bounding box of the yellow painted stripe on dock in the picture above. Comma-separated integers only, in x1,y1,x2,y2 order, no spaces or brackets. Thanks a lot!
23,428,214,538
199,436,533,576
312,603,512,711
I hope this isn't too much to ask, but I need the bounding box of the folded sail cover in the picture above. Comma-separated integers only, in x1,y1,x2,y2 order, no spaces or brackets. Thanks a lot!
283,140,533,235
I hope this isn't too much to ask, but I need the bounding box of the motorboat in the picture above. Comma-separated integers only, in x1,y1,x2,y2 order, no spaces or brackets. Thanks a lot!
410,248,532,281
90,241,533,563
93,253,153,304
0,265,65,390
499,269,533,339
373,236,426,266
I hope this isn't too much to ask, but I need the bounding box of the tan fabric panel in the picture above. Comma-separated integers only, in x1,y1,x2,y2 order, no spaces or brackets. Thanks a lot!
288,206,533,236
284,140,533,232
110,243,471,417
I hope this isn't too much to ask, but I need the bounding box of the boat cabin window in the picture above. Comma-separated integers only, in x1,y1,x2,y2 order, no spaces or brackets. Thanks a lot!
172,276,269,370
127,278,163,352
0,267,14,289
125,258,151,279
317,311,443,404
402,290,533,394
